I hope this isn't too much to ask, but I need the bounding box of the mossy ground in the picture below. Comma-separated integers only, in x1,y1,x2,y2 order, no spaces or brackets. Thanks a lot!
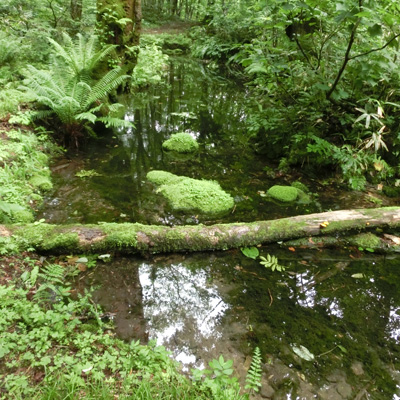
0,128,56,224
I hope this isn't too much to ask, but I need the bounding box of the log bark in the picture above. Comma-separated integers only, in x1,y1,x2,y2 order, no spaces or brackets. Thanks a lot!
1,207,399,255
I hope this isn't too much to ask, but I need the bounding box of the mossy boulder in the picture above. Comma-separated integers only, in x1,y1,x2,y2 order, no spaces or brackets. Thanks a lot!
291,181,309,193
29,175,53,191
267,185,299,202
162,133,199,154
147,170,183,186
147,170,234,215
350,232,382,249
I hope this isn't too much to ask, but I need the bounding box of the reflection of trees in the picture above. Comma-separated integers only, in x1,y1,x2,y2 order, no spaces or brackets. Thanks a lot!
139,260,229,360
234,256,400,397
88,258,148,342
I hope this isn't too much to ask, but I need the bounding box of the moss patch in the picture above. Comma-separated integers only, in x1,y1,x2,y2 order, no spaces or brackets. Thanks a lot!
267,185,299,202
147,170,183,186
147,171,234,215
291,181,309,193
29,175,53,191
349,232,382,249
162,132,199,154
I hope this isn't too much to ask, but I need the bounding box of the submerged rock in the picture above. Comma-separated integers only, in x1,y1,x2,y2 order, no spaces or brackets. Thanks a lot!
162,132,199,154
147,170,234,215
267,183,312,204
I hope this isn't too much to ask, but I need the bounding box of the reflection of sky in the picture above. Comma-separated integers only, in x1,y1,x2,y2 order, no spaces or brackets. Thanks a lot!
139,263,228,366
388,307,400,343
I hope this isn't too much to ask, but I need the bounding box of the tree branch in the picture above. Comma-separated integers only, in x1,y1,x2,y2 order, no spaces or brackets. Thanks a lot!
348,33,400,60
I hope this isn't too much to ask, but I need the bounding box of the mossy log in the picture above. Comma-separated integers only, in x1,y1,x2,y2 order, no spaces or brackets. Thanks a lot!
1,207,399,255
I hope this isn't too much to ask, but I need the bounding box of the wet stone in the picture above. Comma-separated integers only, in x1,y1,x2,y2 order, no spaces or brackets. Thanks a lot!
260,376,275,398
317,386,343,400
351,361,365,376
336,381,353,398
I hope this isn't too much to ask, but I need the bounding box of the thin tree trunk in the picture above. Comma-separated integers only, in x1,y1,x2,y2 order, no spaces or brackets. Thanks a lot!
1,207,399,255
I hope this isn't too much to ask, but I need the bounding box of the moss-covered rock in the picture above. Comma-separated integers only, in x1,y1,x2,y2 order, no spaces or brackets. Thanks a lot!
349,232,382,249
147,171,234,215
267,185,299,202
147,170,183,186
162,133,199,154
291,181,309,193
29,175,53,191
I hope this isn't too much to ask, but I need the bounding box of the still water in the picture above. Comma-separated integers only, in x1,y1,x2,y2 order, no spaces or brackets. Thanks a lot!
42,57,400,398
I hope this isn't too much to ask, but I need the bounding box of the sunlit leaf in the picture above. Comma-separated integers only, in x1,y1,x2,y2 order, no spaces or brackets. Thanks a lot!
291,345,314,361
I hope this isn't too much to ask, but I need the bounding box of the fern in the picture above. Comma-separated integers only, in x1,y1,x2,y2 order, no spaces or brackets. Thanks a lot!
21,34,129,144
245,347,262,393
33,264,70,306
49,33,117,81
260,254,285,272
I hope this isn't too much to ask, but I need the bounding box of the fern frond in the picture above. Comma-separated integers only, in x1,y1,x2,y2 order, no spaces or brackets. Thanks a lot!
245,347,262,393
84,67,129,107
76,111,97,123
39,264,65,285
97,117,134,129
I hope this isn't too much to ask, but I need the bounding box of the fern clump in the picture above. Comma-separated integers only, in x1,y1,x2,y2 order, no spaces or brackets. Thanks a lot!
21,33,132,146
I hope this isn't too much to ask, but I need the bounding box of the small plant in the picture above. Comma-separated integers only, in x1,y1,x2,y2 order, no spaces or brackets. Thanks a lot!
259,254,285,272
75,169,102,178
245,347,262,393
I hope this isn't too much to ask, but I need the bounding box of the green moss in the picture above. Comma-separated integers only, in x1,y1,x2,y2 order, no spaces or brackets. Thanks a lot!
162,133,199,154
146,170,183,186
29,175,53,191
291,181,309,193
349,233,382,249
100,223,139,251
160,178,234,215
267,186,298,202
42,232,80,252
12,209,34,223
147,171,234,215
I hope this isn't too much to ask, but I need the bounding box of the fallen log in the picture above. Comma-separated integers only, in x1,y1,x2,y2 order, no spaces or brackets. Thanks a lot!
0,207,399,254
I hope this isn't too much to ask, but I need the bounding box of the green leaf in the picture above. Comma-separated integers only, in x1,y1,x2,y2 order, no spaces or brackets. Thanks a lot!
40,356,51,366
241,246,259,259
351,273,365,279
291,345,315,361
337,345,348,353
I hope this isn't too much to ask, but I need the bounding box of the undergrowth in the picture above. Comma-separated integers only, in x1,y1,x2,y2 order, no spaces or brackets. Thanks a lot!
0,255,261,400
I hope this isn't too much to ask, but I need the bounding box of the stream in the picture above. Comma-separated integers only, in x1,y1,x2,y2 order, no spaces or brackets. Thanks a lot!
41,57,400,399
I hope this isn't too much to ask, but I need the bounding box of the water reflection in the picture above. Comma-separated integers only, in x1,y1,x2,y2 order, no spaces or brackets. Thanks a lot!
139,262,228,367
81,249,400,399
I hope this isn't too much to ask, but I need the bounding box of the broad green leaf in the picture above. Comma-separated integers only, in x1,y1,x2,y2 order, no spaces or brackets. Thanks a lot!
241,246,259,259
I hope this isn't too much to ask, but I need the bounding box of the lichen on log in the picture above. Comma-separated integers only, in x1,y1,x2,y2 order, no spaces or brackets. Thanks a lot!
0,207,399,255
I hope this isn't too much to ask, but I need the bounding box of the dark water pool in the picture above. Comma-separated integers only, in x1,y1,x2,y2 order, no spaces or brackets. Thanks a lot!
78,247,400,399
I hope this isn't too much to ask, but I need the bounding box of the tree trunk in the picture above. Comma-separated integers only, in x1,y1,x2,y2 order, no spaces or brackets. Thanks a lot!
97,0,142,72
70,0,83,20
1,207,399,255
